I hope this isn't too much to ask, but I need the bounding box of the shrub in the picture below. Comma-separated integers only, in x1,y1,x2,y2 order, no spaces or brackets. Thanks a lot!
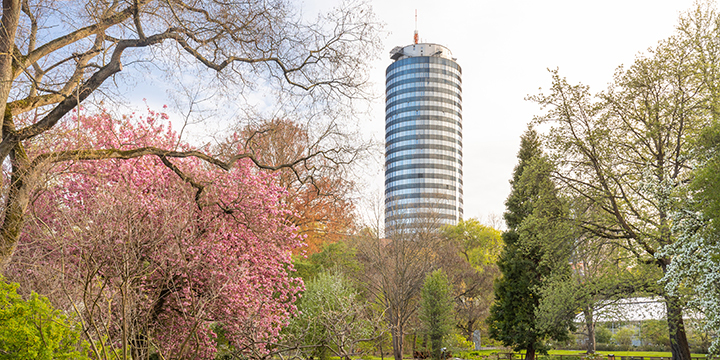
640,320,670,348
448,333,474,351
0,277,89,359
595,343,618,352
612,326,637,350
595,326,613,344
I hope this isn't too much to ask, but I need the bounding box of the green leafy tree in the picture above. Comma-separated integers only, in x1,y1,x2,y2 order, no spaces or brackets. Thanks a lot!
660,120,720,355
419,269,455,360
530,4,720,359
0,277,89,359
441,219,502,343
535,231,661,353
293,240,360,282
284,271,376,360
595,325,613,344
640,320,670,348
613,326,637,350
487,128,574,360
443,219,503,269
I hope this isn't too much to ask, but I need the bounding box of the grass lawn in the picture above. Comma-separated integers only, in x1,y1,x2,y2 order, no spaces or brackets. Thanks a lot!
546,350,707,358
354,350,713,360
456,350,712,360
548,350,666,357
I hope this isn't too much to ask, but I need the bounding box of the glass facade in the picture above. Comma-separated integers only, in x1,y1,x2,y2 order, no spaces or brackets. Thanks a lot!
385,43,463,234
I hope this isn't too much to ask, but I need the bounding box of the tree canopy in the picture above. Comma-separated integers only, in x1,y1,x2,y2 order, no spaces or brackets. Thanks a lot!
440,219,502,343
0,0,381,267
660,121,720,355
283,271,375,360
4,110,303,359
528,3,720,357
419,269,454,360
488,128,573,360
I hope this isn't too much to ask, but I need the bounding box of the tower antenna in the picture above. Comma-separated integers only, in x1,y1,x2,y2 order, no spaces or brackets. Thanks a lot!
414,10,419,44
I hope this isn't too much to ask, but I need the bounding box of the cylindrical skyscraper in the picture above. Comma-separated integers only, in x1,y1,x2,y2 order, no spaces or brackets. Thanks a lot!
385,43,463,235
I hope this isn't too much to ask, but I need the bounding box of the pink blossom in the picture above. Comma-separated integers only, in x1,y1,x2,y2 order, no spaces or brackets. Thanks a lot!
8,110,303,359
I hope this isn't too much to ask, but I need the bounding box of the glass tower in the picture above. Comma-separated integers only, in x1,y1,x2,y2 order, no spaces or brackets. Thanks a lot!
385,43,463,235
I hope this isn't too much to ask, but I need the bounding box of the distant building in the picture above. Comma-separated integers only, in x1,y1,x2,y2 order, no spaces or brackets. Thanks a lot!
584,297,667,323
384,41,463,235
575,297,704,348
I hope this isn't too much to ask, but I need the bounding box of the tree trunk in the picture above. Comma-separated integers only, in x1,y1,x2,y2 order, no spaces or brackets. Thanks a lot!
583,307,596,353
526,342,536,360
392,328,404,360
0,145,32,268
430,333,442,360
0,0,22,138
411,332,416,359
666,295,691,360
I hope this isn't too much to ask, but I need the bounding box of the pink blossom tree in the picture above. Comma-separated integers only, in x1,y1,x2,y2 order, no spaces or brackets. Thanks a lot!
5,109,303,360
0,0,381,269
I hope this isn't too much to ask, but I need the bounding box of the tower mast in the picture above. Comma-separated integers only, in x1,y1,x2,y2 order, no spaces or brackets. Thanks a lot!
414,10,419,44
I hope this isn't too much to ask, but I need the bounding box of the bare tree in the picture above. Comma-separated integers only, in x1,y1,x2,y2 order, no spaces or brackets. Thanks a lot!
0,0,382,267
353,215,446,360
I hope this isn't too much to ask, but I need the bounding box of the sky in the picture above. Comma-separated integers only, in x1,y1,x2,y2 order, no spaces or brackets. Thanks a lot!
130,0,701,227
357,0,698,224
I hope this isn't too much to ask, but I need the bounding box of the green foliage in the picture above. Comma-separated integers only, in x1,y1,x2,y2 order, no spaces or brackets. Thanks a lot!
595,326,613,344
420,269,455,360
488,128,574,358
612,327,637,350
693,121,720,223
640,320,669,347
503,128,543,231
442,219,503,268
441,218,502,343
530,3,720,358
0,277,89,359
448,333,474,351
285,271,373,360
293,240,360,282
488,231,542,348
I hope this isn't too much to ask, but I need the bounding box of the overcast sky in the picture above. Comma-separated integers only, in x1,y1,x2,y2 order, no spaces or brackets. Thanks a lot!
130,0,701,227
356,0,698,224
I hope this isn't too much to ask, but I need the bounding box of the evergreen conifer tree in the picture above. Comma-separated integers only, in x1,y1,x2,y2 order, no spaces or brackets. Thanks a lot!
487,128,573,360
419,269,455,360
